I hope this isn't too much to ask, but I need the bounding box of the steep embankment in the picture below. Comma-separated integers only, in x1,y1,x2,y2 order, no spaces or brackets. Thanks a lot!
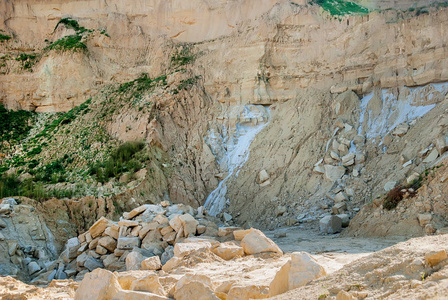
1,0,448,233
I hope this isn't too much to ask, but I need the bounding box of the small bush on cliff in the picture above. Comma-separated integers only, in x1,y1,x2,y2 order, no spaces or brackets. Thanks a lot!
0,34,11,42
45,35,87,52
89,141,145,183
311,0,369,16
0,104,35,149
16,53,38,70
54,18,88,33
170,45,196,68
117,73,167,100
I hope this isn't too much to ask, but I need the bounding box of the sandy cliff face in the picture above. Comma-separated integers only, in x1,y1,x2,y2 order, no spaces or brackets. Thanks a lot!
1,0,448,231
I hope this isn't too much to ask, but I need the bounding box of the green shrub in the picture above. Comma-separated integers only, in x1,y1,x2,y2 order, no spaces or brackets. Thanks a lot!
0,34,11,42
89,141,145,183
116,73,167,100
0,104,35,149
16,53,38,70
170,45,196,68
45,35,87,52
311,0,369,15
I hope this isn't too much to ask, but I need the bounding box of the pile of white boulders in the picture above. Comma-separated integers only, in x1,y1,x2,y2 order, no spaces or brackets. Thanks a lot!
55,202,284,281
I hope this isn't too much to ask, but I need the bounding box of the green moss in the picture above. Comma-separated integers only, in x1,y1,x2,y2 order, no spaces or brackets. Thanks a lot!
311,0,369,16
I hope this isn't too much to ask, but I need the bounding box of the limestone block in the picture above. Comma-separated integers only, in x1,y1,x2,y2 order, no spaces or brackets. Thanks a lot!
117,237,141,250
174,281,219,300
319,215,342,234
425,250,448,267
233,228,254,241
324,165,346,182
418,213,432,227
212,242,244,260
84,256,104,271
74,269,121,300
98,236,117,252
112,290,169,300
141,256,162,270
130,273,165,296
240,229,283,255
126,251,146,271
173,242,212,257
179,213,198,237
269,252,326,296
89,217,111,238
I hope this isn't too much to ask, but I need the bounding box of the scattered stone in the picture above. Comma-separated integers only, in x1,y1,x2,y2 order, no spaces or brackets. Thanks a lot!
407,172,421,185
27,261,41,275
118,220,139,227
174,242,212,257
141,256,162,270
126,251,146,271
425,224,437,235
392,123,409,136
112,290,169,300
425,250,448,267
179,213,198,237
423,148,439,163
319,215,342,234
275,206,287,217
240,229,283,255
161,246,174,265
212,242,244,260
274,232,287,238
218,226,242,237
336,290,357,300
332,202,347,215
105,226,120,240
197,225,206,235
8,240,19,256
174,281,219,300
324,165,346,182
384,181,397,192
223,212,233,222
130,273,165,295
84,256,104,271
341,153,355,166
336,214,350,227
334,192,348,203
74,269,121,300
270,252,326,296
96,245,108,255
418,214,432,227
117,237,141,250
98,236,117,252
89,217,111,238
123,205,150,220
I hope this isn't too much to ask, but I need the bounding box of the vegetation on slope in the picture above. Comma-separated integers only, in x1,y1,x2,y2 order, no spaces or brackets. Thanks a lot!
311,0,369,16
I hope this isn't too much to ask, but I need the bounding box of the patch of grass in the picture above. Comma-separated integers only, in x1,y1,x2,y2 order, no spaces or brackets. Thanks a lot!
173,75,201,94
35,98,91,138
311,0,369,16
16,53,38,70
0,174,81,201
0,104,36,150
89,141,145,183
45,35,87,52
116,73,167,100
0,34,11,42
170,45,196,68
